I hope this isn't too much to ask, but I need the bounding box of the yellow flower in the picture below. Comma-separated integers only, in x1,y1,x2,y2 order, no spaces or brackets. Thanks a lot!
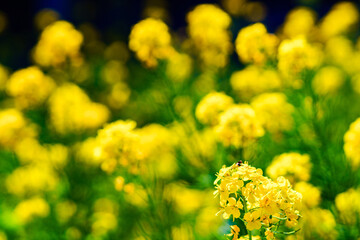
94,119,140,172
265,229,275,240
344,118,360,168
215,104,264,148
6,165,59,196
278,37,322,79
91,198,118,237
14,138,68,168
187,4,232,68
48,83,109,134
319,2,359,40
215,162,302,237
33,20,83,67
312,66,345,95
6,66,55,108
166,52,193,82
235,23,278,65
129,18,173,67
251,92,294,134
195,92,233,125
230,65,282,101
335,188,360,225
223,197,243,220
14,197,50,224
0,109,37,150
281,7,317,38
227,225,240,240
244,211,262,230
55,200,77,224
294,182,321,209
267,152,311,184
114,176,125,191
302,208,338,239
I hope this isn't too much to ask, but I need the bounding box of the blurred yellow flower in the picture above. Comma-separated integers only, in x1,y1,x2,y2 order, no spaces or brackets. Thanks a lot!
0,109,37,150
344,118,360,168
6,165,59,196
94,119,140,172
48,83,110,134
335,188,360,225
14,197,50,224
312,66,345,95
187,4,232,68
6,66,55,109
251,92,294,134
166,52,193,82
33,21,83,67
55,200,77,224
281,7,316,39
294,181,321,209
230,65,282,100
278,37,322,79
215,104,264,148
129,18,173,67
319,2,359,40
267,152,311,184
235,23,278,65
91,198,118,237
195,91,233,125
14,138,68,168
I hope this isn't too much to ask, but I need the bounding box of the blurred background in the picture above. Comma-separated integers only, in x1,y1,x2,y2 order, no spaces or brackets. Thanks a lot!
0,0,356,69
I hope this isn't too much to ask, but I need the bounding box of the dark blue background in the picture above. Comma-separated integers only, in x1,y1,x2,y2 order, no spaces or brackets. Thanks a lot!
0,0,356,69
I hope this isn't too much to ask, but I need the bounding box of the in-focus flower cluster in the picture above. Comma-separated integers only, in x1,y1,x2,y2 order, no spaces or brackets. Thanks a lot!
214,162,302,239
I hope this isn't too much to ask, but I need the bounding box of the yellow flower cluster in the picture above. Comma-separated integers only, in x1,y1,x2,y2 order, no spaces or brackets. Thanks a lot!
293,182,320,209
195,92,264,148
6,164,59,196
129,18,173,67
266,152,311,184
312,66,345,96
91,198,118,237
230,66,282,101
251,92,294,134
214,162,302,237
299,208,338,240
6,66,55,109
281,7,316,39
195,91,234,125
48,83,110,134
235,23,278,65
14,197,49,224
33,21,83,67
0,109,37,150
344,118,360,168
14,137,68,168
335,188,360,225
278,37,322,79
216,105,264,148
166,52,193,82
319,2,359,40
94,120,139,173
290,179,337,239
187,4,232,68
94,119,178,179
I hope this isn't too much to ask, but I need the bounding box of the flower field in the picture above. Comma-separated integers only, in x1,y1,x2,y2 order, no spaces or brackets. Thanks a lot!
0,1,360,239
